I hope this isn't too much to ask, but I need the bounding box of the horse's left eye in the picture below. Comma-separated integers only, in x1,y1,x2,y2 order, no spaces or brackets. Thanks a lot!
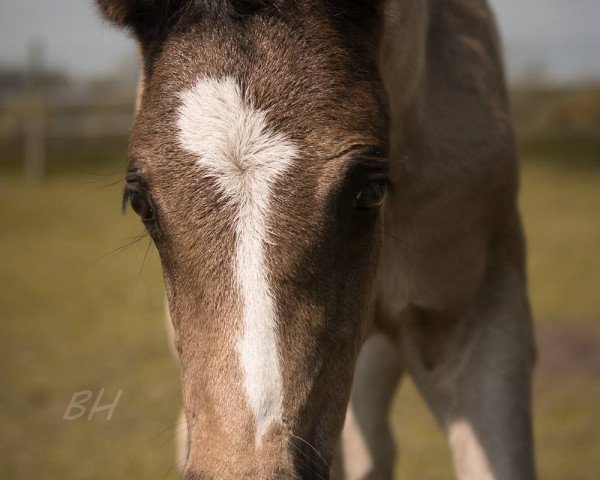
354,180,387,211
129,191,154,222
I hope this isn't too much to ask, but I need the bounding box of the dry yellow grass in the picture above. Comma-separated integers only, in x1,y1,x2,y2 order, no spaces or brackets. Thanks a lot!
521,161,600,321
1,156,599,479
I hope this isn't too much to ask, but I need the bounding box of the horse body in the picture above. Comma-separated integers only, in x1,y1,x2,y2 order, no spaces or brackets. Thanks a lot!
97,0,536,478
351,2,536,478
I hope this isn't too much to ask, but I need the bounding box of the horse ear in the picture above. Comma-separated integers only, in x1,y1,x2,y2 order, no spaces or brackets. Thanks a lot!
96,0,167,33
96,0,204,41
96,0,141,27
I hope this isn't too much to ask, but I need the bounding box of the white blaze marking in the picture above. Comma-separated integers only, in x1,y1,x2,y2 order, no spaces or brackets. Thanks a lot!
449,419,495,479
177,76,296,444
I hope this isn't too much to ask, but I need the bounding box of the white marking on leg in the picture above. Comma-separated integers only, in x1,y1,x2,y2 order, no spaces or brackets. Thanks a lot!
177,76,296,444
340,404,374,478
448,418,495,480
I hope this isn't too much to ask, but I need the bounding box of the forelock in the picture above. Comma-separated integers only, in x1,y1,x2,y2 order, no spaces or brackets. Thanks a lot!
97,0,382,34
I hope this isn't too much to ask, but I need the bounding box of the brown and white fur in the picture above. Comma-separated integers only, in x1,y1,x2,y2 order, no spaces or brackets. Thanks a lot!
97,0,537,478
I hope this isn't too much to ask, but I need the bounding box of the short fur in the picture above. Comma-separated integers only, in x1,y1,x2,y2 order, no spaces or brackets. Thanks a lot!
177,76,298,443
97,0,537,478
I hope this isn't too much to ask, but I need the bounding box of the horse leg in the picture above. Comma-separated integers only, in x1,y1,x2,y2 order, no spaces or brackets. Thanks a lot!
406,269,537,480
333,332,403,479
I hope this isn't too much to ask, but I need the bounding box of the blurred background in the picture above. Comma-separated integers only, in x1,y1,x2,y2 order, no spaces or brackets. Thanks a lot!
1,0,599,478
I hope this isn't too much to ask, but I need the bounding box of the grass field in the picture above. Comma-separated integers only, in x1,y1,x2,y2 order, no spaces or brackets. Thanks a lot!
1,152,599,478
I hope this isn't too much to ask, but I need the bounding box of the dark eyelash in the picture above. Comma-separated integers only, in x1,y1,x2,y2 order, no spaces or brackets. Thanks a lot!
121,189,132,214
379,175,394,197
123,164,144,214
122,170,147,214
122,183,145,214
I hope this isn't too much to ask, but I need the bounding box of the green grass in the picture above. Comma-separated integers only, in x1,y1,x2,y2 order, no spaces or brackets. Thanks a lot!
519,132,600,167
0,137,130,176
521,160,600,321
393,374,600,480
1,155,599,479
0,172,181,478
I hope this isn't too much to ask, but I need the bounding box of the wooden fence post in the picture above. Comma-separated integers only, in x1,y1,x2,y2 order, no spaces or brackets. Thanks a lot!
24,40,46,183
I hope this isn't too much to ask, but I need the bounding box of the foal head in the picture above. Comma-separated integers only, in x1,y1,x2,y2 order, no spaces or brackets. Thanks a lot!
98,0,389,477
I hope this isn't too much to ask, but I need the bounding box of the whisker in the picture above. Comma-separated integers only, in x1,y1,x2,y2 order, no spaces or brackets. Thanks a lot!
384,229,419,259
163,456,187,480
289,432,338,480
286,438,329,480
67,162,126,179
77,230,149,279
57,173,124,219
145,418,189,445
97,231,148,262
128,417,189,468
161,422,190,448
131,238,153,292
91,177,126,191
161,414,198,479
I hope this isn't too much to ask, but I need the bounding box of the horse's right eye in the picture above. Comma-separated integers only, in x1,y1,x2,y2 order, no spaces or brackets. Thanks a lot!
122,176,155,225
129,191,154,222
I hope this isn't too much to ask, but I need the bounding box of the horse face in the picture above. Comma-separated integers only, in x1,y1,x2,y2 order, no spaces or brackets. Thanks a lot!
99,1,388,477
